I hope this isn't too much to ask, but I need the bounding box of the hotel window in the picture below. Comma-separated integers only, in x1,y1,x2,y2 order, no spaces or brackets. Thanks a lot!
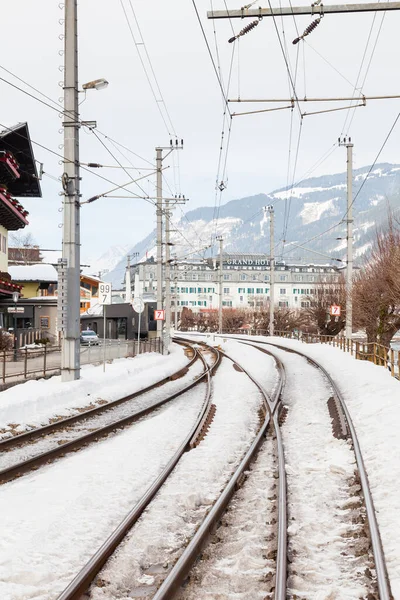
279,275,287,281
238,287,245,293
247,288,254,294
279,301,289,307
280,288,286,295
189,287,196,293
240,274,247,281
223,287,230,294
256,288,264,294
264,274,270,281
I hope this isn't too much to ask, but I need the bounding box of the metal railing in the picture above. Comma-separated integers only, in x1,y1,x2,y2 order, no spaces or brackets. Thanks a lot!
0,337,164,387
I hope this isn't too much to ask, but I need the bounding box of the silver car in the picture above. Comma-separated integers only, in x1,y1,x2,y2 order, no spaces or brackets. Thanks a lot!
80,330,100,345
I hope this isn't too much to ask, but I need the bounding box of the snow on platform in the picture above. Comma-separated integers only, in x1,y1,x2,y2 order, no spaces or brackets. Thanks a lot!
0,345,188,438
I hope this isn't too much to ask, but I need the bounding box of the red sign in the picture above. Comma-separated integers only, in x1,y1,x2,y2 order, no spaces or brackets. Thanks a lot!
330,305,341,316
154,309,165,321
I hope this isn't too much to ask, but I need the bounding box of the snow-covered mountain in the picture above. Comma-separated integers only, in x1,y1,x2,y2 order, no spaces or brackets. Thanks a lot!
83,244,131,279
105,163,400,287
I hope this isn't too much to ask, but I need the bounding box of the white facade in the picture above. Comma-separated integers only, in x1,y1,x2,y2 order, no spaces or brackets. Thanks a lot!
129,254,340,313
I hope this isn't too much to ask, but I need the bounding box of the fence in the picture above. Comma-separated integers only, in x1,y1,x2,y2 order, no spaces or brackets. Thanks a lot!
0,337,164,388
184,327,399,380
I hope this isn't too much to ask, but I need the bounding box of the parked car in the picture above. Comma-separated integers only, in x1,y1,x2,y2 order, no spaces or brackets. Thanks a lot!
80,330,100,345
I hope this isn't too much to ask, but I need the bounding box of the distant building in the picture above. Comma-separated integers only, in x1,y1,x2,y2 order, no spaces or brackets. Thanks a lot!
124,253,341,314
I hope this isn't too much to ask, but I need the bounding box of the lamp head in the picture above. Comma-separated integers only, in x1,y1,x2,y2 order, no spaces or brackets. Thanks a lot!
82,78,109,91
12,292,19,303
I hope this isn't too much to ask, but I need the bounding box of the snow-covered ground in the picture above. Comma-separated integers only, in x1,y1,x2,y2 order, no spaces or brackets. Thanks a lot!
88,347,276,599
0,382,206,600
0,360,205,472
0,345,188,439
244,335,400,598
177,435,278,600
264,345,373,598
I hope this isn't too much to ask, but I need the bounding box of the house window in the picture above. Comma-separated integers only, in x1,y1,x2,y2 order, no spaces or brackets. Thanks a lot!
280,288,286,295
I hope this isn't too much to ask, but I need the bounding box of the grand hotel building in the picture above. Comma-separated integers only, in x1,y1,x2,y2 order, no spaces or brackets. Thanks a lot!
130,253,340,312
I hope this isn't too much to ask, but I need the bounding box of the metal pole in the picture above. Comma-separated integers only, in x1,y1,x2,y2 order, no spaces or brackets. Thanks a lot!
218,236,223,334
267,205,275,336
165,199,171,346
345,141,353,340
137,310,141,355
125,254,132,303
103,305,106,372
62,0,81,381
13,308,17,361
174,263,178,330
207,2,400,19
156,147,163,341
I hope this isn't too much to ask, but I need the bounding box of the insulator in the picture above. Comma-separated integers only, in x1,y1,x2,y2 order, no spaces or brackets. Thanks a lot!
228,35,236,43
239,19,259,37
292,37,301,45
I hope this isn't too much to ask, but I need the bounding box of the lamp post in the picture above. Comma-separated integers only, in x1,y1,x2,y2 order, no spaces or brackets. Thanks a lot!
61,0,108,382
12,291,19,361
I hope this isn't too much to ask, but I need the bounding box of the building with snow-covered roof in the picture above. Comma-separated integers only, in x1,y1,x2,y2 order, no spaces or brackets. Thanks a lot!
125,253,341,314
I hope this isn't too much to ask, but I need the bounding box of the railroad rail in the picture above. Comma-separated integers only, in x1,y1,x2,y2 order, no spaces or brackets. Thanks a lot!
246,338,392,600
0,341,204,483
151,340,286,600
56,343,222,600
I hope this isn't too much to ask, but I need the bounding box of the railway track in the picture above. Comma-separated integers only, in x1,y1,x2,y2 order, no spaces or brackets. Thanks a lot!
67,339,285,600
54,342,222,600
168,334,392,599
237,338,392,600
0,341,206,484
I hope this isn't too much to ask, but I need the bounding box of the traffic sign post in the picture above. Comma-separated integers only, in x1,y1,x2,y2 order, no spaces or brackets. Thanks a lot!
98,282,112,372
330,305,341,317
132,297,145,356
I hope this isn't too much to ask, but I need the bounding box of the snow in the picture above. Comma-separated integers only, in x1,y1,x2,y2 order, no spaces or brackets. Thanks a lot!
8,264,58,282
273,184,345,200
0,345,188,437
354,241,373,258
299,198,337,225
87,343,276,599
254,336,400,597
0,383,205,600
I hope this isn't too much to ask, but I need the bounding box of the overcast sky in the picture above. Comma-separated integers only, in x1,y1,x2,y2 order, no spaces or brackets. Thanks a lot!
1,0,399,264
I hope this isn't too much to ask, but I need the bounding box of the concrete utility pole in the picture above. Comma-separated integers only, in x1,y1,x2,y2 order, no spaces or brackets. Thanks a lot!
156,147,163,341
165,199,171,345
265,205,275,337
217,236,223,334
61,0,81,382
125,255,132,303
339,137,354,340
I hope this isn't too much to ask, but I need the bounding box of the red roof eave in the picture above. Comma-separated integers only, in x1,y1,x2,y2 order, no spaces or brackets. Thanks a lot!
0,278,23,295
0,187,29,227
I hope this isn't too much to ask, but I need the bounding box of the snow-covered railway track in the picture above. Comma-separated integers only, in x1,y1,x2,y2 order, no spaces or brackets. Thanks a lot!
55,344,222,600
0,341,204,484
77,340,285,600
261,341,392,600
148,345,286,600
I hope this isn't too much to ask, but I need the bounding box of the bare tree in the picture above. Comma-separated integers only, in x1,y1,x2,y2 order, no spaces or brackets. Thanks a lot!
304,276,347,336
353,218,400,346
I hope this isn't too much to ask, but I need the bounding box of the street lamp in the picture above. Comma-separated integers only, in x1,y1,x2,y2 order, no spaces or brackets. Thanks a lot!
12,291,19,361
82,78,109,91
